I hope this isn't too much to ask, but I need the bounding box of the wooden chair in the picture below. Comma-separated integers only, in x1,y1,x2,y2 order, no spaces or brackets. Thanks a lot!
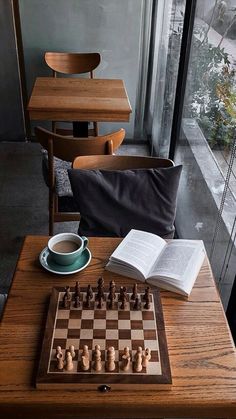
35,127,125,235
72,155,174,170
44,52,101,136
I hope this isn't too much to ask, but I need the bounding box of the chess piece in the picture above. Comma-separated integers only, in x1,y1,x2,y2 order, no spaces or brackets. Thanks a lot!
144,287,151,309
93,344,102,372
106,346,116,372
131,283,138,300
65,351,73,371
87,284,93,300
121,346,131,372
81,345,90,371
134,346,143,372
96,277,105,300
118,286,124,301
142,348,151,368
108,280,116,300
133,296,140,310
56,352,64,370
97,294,103,309
109,293,114,309
63,286,71,308
120,292,127,310
144,286,150,302
69,345,75,359
85,293,90,308
74,295,80,308
74,281,80,300
56,345,62,357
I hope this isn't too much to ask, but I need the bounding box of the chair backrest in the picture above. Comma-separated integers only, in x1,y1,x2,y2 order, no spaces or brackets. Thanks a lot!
35,127,125,163
44,52,101,78
72,155,174,170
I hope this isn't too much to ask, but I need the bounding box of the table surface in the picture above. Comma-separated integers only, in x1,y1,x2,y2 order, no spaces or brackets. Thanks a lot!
0,236,236,419
27,77,132,122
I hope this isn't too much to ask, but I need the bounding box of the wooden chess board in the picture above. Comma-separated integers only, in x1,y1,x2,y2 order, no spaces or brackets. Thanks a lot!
36,286,171,389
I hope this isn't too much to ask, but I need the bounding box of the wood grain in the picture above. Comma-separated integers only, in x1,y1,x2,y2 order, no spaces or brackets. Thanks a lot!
27,78,132,122
0,236,236,419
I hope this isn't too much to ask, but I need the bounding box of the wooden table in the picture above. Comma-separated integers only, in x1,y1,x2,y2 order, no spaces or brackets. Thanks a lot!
0,236,236,419
27,77,132,136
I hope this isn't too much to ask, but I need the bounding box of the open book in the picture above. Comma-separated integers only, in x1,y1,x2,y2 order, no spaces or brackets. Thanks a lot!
106,229,206,296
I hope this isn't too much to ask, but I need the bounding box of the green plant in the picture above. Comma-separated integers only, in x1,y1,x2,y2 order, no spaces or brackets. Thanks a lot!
186,30,236,150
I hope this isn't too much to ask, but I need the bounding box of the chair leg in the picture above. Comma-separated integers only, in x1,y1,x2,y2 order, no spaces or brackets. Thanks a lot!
49,191,54,236
52,121,56,133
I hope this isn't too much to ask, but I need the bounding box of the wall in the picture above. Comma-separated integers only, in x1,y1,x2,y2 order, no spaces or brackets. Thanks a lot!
0,1,25,141
19,0,143,139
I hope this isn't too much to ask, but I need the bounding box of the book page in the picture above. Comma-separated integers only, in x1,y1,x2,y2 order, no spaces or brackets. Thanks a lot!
109,229,166,277
150,240,204,281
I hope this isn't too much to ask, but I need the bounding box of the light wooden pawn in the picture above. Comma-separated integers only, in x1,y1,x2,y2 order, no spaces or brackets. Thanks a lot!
106,346,116,372
134,346,143,372
142,348,151,368
81,345,90,371
93,344,102,372
65,351,73,371
56,352,64,370
69,345,75,359
121,346,131,371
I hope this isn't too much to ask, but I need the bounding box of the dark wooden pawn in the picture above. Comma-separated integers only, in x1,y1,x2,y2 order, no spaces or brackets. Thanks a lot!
74,295,80,308
97,295,103,309
120,293,127,310
74,281,80,300
109,293,115,309
118,286,124,301
87,284,93,300
133,296,141,310
131,283,138,300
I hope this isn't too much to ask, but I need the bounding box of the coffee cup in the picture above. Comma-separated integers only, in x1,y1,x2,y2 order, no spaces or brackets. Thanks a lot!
48,233,88,266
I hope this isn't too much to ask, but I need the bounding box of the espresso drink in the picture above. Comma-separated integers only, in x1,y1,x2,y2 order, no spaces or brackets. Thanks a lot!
52,240,80,253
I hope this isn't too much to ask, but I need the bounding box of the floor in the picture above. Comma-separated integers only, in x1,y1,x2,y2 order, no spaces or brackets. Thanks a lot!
0,142,149,301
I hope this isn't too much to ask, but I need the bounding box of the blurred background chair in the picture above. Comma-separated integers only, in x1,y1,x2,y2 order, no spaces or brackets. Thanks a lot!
70,155,178,238
45,52,101,136
35,127,125,235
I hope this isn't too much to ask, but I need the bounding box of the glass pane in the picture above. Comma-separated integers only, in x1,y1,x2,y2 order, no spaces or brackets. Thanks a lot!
175,0,236,308
144,0,186,157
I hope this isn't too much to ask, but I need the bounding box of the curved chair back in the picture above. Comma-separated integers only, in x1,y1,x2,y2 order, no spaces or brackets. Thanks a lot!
72,155,174,170
45,52,101,78
35,127,125,235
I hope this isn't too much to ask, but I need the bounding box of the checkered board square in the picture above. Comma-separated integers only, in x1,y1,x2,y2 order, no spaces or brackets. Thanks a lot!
36,287,171,389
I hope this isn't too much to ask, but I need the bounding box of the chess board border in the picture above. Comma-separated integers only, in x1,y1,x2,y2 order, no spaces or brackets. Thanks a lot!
36,287,172,389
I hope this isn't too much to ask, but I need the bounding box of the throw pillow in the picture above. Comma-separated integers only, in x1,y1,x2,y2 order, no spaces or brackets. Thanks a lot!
68,166,182,238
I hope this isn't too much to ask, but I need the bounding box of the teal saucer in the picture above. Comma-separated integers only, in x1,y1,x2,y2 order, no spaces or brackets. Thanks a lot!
39,247,91,275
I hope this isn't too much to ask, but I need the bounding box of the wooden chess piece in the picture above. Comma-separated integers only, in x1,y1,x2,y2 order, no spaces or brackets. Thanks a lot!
87,284,93,300
56,345,62,357
85,293,90,308
134,346,143,372
63,286,71,308
96,277,105,300
108,280,116,300
69,345,75,359
65,351,73,371
106,346,116,372
81,345,90,371
133,296,140,310
109,293,114,309
93,344,102,372
121,346,131,372
118,286,124,301
74,295,80,308
120,292,127,310
142,348,151,368
97,294,103,309
56,352,64,370
144,286,151,309
74,281,80,300
131,283,138,300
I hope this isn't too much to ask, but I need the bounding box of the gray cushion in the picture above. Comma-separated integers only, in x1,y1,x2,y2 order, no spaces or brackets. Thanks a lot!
42,150,73,197
68,166,182,238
